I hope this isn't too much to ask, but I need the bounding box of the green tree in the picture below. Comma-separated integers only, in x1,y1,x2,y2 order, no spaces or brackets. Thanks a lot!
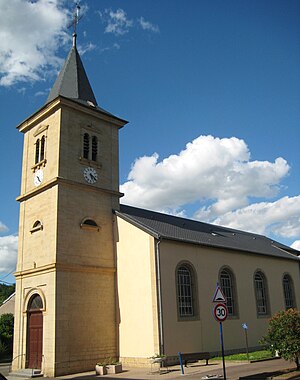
0,284,15,305
260,309,300,369
0,313,14,354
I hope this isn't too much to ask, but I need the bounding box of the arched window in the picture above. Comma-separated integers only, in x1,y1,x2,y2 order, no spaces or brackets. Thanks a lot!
35,139,40,164
83,133,90,159
219,268,237,317
283,274,295,310
30,220,43,233
34,135,46,165
92,136,98,161
27,294,43,311
80,218,100,231
254,271,269,316
176,263,198,319
40,135,45,161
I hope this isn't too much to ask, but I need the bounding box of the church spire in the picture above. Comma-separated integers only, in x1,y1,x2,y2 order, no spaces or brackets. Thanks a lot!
46,2,98,106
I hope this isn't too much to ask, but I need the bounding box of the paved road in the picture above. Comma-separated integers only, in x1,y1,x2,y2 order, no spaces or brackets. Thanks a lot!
1,359,299,380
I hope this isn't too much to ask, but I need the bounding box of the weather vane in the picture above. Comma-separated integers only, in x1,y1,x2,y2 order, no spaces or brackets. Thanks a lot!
68,2,83,47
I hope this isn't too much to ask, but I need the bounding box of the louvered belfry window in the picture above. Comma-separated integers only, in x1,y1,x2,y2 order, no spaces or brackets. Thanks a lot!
35,139,40,164
83,133,90,159
35,135,46,164
92,136,98,161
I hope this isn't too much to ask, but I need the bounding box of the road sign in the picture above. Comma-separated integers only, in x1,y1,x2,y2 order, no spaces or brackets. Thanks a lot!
212,285,226,303
213,303,228,322
242,323,248,330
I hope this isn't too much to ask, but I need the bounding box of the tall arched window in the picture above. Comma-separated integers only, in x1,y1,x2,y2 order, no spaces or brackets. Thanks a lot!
35,139,40,164
176,263,198,319
283,274,295,310
92,136,98,161
40,135,45,161
254,271,269,316
83,133,90,159
35,135,46,164
219,268,237,317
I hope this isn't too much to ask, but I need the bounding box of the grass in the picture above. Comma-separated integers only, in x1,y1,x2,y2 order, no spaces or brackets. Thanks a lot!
212,350,274,361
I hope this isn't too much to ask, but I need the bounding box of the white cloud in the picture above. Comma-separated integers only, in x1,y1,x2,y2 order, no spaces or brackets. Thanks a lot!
210,196,300,238
99,8,159,36
100,8,133,36
0,0,69,87
0,221,8,233
291,240,300,252
120,134,299,240
78,42,97,56
121,135,289,211
138,17,159,33
0,235,18,274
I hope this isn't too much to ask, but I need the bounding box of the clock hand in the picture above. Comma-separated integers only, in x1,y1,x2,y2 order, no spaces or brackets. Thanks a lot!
90,174,96,181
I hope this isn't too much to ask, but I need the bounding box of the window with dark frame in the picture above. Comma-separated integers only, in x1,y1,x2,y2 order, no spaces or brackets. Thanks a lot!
283,274,295,310
220,268,236,316
35,139,40,164
254,271,268,316
35,135,46,165
177,264,194,317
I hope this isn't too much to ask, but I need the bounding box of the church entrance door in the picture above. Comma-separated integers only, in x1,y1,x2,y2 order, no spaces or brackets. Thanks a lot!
26,295,43,369
27,312,43,368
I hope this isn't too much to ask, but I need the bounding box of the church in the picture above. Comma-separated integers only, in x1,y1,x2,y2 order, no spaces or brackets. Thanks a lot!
12,33,300,377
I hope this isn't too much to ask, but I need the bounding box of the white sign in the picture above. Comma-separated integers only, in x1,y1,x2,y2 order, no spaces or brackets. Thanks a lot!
212,286,226,303
242,323,248,330
213,303,228,322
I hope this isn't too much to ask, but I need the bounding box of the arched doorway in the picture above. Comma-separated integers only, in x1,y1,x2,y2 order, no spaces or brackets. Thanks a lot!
27,294,43,369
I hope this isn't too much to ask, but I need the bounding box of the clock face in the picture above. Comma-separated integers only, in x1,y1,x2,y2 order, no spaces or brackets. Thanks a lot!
83,167,98,184
34,169,44,186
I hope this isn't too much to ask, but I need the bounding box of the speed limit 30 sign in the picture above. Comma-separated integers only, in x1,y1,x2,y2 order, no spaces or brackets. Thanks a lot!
213,303,228,322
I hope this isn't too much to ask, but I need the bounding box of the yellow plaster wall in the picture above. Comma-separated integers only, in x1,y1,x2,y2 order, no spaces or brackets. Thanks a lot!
14,99,124,376
159,240,300,355
116,217,159,365
54,270,117,375
13,271,56,376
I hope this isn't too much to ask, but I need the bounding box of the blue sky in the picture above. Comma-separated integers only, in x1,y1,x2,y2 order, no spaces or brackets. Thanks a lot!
0,0,299,284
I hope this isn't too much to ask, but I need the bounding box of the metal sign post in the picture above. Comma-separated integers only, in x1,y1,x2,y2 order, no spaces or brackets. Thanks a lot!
242,323,250,362
219,322,227,380
212,284,228,380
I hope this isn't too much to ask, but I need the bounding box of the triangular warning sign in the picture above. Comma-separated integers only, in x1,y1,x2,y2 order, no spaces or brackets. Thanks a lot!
212,286,226,303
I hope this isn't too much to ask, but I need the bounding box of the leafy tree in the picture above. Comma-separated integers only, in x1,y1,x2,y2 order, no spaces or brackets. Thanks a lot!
0,313,14,354
0,284,15,305
260,309,300,369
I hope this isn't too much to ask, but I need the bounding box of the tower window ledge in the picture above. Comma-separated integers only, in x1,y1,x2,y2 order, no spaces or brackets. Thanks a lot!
31,159,47,172
78,157,102,169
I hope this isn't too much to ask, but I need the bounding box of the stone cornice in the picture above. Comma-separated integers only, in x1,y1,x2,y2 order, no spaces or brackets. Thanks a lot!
14,262,115,279
16,177,123,202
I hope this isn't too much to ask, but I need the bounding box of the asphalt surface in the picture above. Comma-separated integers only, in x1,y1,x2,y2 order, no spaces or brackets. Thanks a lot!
1,358,300,380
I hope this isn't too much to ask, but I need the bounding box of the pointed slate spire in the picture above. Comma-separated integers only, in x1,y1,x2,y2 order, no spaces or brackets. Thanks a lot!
46,44,98,106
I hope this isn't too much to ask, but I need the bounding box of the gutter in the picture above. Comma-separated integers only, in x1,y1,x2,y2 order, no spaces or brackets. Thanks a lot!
155,237,164,355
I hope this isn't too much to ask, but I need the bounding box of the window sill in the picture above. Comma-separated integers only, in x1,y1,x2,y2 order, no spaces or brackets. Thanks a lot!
31,159,47,171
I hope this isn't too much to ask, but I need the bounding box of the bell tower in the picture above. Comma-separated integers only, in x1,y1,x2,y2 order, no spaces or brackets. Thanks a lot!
13,30,127,376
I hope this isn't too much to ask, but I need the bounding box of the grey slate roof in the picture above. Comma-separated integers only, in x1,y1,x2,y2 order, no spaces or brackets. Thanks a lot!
47,45,97,105
116,204,300,261
46,45,125,121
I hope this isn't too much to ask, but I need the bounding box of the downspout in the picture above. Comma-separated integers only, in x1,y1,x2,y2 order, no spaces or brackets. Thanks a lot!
155,238,164,355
